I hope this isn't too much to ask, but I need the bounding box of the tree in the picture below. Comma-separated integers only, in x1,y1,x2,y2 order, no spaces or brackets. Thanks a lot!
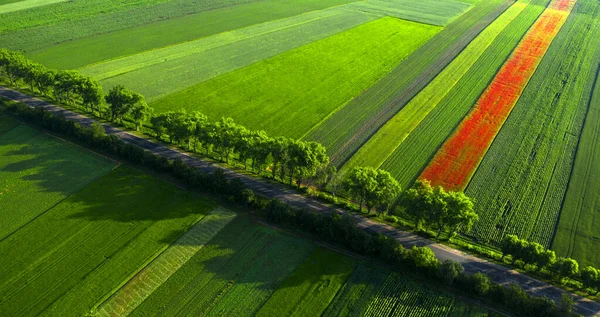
445,191,477,238
524,241,544,265
130,102,152,131
581,266,599,294
408,246,439,273
343,166,378,212
213,117,241,163
54,70,84,105
248,131,271,173
558,293,575,315
428,186,449,236
467,272,491,296
150,113,168,141
400,179,434,230
536,249,556,272
555,257,579,282
189,111,208,152
269,137,290,180
437,259,464,285
78,77,104,114
500,234,520,260
374,170,401,214
35,69,55,97
105,85,144,123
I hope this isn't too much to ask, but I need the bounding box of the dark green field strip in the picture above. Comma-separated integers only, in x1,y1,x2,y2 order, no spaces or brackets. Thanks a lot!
380,0,547,188
553,62,600,267
0,0,24,6
0,113,19,134
304,0,512,166
466,0,600,248
0,166,214,316
130,216,314,316
346,0,473,26
322,262,389,316
27,0,360,69
256,248,356,316
0,123,115,240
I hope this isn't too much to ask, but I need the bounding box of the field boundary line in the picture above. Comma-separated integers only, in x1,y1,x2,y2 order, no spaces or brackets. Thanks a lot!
91,207,236,317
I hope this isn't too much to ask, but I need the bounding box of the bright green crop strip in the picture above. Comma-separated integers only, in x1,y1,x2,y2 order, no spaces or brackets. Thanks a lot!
86,7,378,101
380,2,547,188
303,0,511,166
341,1,527,174
347,0,473,26
0,0,66,14
151,18,440,138
27,0,361,69
466,1,600,248
0,166,214,316
256,248,356,317
130,215,314,316
1,0,306,54
0,123,115,240
553,65,600,267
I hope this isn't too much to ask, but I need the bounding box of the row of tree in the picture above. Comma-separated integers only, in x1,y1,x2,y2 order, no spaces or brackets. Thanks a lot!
3,99,577,317
501,234,600,294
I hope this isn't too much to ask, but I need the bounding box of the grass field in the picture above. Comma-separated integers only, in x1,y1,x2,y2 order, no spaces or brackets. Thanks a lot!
0,0,67,14
26,0,360,69
84,7,378,102
553,63,600,267
466,0,600,248
150,17,440,138
304,0,511,165
0,164,215,316
0,123,115,240
340,1,527,173
380,0,547,187
346,0,473,26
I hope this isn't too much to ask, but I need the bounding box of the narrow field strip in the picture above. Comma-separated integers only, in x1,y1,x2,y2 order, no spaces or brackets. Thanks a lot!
465,0,600,247
0,124,115,240
85,8,377,101
304,0,512,166
553,64,600,266
129,216,314,316
346,0,472,26
420,0,575,191
150,18,439,138
380,0,547,187
0,0,66,14
94,207,236,317
341,1,527,174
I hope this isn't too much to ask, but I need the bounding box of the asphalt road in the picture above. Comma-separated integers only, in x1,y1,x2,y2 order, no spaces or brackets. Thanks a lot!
1,86,598,316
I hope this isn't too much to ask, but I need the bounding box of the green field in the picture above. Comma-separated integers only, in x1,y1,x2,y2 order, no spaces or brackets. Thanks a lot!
553,63,600,267
380,0,547,187
465,1,600,248
0,122,116,240
150,17,440,138
340,1,527,173
0,0,67,14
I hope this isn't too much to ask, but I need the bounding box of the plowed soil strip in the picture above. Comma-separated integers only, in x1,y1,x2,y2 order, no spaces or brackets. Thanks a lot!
420,0,576,190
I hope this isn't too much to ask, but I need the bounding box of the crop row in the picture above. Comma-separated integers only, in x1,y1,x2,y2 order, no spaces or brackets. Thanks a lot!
0,0,67,14
345,0,473,26
465,0,600,247
304,0,513,166
0,166,213,316
340,1,528,174
380,0,549,188
149,17,439,139
553,58,600,267
27,0,361,70
420,0,573,190
94,208,236,317
86,6,378,102
0,124,114,240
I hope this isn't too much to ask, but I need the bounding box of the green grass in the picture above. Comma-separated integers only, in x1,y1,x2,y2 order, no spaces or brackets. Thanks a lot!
130,215,315,316
465,1,600,248
0,113,19,134
0,0,267,53
346,0,473,26
341,1,527,173
0,123,115,240
151,17,440,138
303,0,512,166
0,165,215,316
256,248,356,316
86,6,378,102
0,0,24,6
379,1,547,188
27,0,361,69
0,0,66,14
552,64,600,267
